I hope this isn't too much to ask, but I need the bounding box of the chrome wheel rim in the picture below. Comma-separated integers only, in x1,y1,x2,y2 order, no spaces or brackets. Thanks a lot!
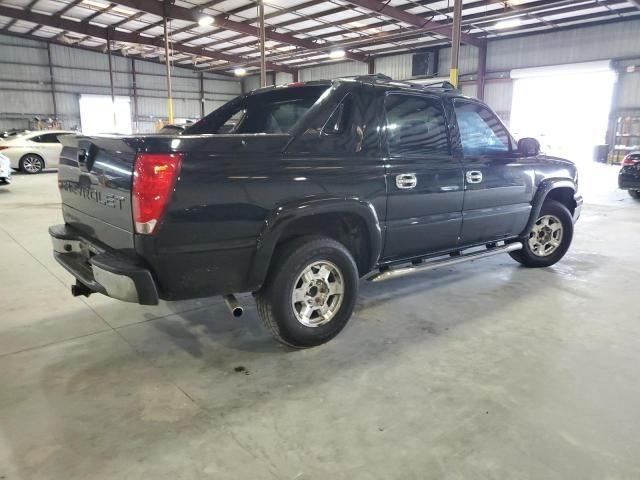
528,214,563,257
23,156,43,173
291,260,344,327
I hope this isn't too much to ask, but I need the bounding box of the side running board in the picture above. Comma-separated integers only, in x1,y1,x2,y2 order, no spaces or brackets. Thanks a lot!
366,242,523,283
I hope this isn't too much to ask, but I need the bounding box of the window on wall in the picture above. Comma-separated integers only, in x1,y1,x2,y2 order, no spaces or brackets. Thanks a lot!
384,94,450,156
454,101,512,156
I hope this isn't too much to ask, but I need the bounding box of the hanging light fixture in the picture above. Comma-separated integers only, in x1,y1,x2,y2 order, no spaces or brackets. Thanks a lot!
198,15,214,27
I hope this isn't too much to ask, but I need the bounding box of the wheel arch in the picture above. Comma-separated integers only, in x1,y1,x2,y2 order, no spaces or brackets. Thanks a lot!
521,179,577,236
248,196,383,289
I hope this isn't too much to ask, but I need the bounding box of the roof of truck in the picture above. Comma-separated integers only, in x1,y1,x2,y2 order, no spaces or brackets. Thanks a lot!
249,74,468,99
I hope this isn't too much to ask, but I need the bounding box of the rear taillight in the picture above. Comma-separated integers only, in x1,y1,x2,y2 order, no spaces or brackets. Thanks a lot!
132,153,182,234
622,155,640,166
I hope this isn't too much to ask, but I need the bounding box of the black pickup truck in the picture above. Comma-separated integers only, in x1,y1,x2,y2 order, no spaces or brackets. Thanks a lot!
50,75,582,348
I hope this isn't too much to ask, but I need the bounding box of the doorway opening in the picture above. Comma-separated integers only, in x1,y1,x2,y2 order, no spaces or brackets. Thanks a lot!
79,94,132,135
509,61,616,165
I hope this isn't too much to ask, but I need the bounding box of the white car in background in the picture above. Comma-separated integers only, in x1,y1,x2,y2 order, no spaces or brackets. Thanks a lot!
0,130,76,174
0,152,11,185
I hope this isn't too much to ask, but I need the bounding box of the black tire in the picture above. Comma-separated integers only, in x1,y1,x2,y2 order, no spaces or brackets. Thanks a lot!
255,236,359,348
509,200,574,268
19,154,45,174
628,190,640,200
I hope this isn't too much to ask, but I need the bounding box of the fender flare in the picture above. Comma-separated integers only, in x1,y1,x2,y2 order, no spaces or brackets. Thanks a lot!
522,178,577,235
247,195,383,289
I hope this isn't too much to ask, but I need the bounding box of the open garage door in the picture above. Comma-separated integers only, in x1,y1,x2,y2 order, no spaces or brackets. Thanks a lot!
509,61,616,165
79,94,132,135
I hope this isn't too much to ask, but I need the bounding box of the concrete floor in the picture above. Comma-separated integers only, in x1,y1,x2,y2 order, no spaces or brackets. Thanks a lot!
1,165,639,480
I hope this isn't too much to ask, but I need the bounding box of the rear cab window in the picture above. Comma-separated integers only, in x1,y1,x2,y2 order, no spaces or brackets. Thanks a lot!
384,93,450,156
186,85,331,135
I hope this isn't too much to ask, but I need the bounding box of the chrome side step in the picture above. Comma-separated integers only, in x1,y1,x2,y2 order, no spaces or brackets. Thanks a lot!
367,242,523,283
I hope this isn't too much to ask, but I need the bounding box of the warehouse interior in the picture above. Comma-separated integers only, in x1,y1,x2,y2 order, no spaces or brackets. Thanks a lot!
1,0,640,478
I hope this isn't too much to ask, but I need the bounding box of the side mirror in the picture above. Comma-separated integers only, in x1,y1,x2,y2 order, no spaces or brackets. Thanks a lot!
518,137,540,156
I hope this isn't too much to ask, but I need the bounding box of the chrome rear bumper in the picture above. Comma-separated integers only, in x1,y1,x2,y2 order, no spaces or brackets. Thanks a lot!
49,224,159,305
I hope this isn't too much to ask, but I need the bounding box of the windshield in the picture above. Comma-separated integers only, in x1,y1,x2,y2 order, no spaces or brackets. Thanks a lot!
185,85,330,135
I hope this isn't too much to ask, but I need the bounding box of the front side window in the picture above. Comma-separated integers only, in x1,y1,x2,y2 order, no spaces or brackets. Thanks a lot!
384,94,450,156
454,101,511,156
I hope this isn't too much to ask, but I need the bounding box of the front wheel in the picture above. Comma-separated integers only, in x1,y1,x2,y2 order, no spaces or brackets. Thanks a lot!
628,190,640,200
509,200,574,268
255,236,359,348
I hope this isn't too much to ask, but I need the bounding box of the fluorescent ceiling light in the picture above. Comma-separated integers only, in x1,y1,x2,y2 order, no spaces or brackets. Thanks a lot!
112,6,135,16
82,0,109,8
198,15,214,27
234,67,247,77
329,49,346,59
494,18,522,29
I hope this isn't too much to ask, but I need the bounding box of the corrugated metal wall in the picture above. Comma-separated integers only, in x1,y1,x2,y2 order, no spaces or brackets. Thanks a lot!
375,53,412,80
299,61,368,82
2,18,640,133
0,34,241,133
438,45,479,76
487,19,640,72
291,19,640,122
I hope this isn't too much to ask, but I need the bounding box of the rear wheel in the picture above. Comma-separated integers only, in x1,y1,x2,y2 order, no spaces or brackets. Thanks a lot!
255,236,359,348
509,200,573,268
19,154,44,174
628,190,640,200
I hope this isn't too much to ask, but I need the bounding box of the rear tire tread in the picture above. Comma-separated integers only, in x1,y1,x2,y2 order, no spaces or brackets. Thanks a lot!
254,236,358,348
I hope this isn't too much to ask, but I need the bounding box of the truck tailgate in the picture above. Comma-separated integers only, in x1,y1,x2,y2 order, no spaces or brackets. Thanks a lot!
58,135,139,251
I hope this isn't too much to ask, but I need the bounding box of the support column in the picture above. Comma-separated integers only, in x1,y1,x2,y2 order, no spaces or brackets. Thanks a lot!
106,28,116,129
131,58,139,133
368,58,375,75
46,43,58,122
163,1,174,124
477,41,487,100
199,71,205,118
449,0,462,88
258,0,266,88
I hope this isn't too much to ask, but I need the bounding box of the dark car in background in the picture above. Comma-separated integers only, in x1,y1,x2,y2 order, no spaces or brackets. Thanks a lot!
618,152,640,199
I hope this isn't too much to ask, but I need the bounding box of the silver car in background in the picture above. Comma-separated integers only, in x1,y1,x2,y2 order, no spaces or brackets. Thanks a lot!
0,130,76,174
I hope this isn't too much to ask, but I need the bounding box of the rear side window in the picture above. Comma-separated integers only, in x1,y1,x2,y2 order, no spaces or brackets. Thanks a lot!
322,94,352,135
185,85,330,135
454,101,511,156
384,94,450,156
239,97,318,134
32,133,60,143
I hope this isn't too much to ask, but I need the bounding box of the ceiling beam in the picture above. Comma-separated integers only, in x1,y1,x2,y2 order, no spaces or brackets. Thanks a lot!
341,0,481,46
109,0,368,63
0,5,293,73
628,0,640,8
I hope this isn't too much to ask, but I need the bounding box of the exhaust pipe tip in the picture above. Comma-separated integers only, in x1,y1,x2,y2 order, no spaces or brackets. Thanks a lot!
223,294,243,318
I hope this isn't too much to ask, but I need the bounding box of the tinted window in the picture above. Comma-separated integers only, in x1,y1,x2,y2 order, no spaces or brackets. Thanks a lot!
185,85,329,135
32,133,60,143
384,94,449,155
454,101,511,156
323,94,352,135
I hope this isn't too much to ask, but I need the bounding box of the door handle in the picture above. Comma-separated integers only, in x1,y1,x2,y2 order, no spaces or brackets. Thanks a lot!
465,170,483,184
396,173,417,189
